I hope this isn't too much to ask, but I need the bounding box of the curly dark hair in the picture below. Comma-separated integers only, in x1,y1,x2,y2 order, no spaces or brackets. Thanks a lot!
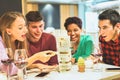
64,17,82,30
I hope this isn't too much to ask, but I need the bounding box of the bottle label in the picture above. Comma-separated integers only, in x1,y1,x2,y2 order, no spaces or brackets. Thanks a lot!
59,61,71,72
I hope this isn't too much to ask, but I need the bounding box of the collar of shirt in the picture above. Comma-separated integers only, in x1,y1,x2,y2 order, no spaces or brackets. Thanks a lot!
110,32,120,45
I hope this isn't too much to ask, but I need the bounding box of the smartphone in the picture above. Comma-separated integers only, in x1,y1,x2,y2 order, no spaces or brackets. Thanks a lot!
35,72,49,77
106,68,120,70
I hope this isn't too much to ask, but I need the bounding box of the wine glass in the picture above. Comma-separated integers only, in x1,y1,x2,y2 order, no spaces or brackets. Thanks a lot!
14,49,28,80
1,48,13,80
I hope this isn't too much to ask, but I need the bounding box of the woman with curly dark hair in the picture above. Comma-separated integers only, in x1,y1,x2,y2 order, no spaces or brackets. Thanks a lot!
64,17,94,63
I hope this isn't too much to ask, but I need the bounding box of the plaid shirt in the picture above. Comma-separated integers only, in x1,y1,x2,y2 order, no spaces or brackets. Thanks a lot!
99,34,120,66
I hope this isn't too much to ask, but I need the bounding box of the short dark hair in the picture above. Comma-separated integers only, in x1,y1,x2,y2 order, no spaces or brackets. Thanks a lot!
25,11,43,22
98,9,120,27
64,17,82,30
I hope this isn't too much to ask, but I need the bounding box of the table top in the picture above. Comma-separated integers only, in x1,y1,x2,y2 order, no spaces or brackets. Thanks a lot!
0,63,120,80
27,63,120,80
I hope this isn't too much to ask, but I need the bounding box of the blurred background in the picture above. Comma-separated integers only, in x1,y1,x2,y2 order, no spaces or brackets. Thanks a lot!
26,0,120,32
0,0,120,43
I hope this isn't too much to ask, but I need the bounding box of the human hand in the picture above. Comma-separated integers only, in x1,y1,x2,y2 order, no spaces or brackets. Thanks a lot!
88,54,102,64
43,50,56,57
36,50,56,63
71,58,76,64
36,64,58,72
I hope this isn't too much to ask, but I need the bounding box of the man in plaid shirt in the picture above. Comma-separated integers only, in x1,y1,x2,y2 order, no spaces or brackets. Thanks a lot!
98,9,120,66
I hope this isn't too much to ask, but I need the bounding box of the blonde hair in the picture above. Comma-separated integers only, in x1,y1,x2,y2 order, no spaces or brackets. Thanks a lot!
0,11,28,56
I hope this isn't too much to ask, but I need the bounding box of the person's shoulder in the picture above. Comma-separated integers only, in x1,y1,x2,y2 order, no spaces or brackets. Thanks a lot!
81,34,92,40
81,35,93,45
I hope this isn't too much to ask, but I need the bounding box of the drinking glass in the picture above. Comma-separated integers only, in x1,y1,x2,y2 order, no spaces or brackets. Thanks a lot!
1,48,13,80
92,44,103,71
14,49,28,80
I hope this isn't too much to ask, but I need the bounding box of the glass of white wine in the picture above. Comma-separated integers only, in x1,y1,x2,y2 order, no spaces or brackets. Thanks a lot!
14,49,28,80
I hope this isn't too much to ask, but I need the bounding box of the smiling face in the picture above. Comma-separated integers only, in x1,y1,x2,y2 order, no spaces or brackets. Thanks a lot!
27,20,44,42
67,23,82,43
98,19,118,42
6,17,27,42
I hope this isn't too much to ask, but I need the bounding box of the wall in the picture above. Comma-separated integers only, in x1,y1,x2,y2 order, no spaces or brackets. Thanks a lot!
26,2,78,29
0,0,22,16
39,4,60,29
60,4,78,29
